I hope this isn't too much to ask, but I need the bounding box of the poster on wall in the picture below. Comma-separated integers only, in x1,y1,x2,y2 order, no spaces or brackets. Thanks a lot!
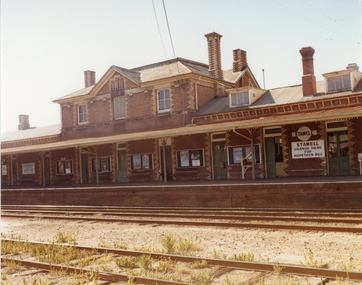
292,140,325,159
180,150,189,167
2,165,7,175
190,150,201,166
22,163,35,174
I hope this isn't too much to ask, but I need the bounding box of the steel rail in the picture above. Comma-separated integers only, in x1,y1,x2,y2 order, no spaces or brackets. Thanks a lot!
3,239,362,281
0,257,187,285
2,209,361,224
3,205,362,218
2,213,362,233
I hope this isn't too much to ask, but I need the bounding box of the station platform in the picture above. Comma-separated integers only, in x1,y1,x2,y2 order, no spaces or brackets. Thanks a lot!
1,176,362,209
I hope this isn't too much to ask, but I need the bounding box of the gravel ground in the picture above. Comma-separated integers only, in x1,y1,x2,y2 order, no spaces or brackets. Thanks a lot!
1,216,362,284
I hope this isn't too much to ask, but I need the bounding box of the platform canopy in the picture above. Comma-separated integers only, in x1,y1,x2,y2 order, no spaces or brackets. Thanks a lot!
2,105,362,155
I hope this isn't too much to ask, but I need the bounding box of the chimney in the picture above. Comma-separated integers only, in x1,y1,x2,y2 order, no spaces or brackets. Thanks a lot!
346,63,359,72
299,47,316,96
18,114,30,130
233,49,248,72
205,32,223,80
84,70,96,88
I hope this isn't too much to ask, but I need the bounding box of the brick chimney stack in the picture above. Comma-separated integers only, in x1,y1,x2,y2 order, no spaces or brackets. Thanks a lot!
233,49,248,72
84,70,96,88
299,47,316,96
205,32,223,80
18,114,30,130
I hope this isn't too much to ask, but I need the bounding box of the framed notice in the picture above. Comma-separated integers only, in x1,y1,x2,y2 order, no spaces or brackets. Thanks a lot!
22,163,35,174
2,165,7,175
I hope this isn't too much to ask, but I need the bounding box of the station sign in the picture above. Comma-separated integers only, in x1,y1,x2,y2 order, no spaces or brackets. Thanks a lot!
292,140,325,159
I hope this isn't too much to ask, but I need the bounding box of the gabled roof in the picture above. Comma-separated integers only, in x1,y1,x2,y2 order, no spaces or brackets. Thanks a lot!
1,124,61,143
53,57,253,103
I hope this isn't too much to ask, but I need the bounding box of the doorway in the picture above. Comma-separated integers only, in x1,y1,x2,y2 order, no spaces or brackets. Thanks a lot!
116,149,128,182
327,130,350,175
81,153,88,184
212,141,227,180
160,145,172,181
264,127,283,178
44,156,50,185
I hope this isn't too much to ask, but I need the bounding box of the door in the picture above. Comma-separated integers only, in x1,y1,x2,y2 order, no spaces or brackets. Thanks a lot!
265,137,276,178
160,146,172,181
116,150,128,182
81,153,88,184
328,131,350,176
11,159,17,186
213,142,227,179
44,156,50,185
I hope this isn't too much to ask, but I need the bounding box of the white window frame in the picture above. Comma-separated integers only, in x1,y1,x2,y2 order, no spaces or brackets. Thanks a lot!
327,74,351,93
157,89,170,113
230,91,250,107
78,104,87,124
114,96,125,120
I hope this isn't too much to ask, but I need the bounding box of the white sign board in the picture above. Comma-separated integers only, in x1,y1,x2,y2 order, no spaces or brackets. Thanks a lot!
292,140,325,159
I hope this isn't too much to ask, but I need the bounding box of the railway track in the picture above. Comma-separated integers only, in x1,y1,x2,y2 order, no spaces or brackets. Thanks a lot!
2,239,362,284
2,206,362,233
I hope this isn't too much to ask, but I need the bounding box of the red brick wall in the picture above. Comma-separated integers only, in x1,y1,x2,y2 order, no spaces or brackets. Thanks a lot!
284,122,326,177
127,139,159,182
196,83,216,109
16,152,42,186
50,148,77,184
61,104,76,129
172,133,210,180
127,91,153,118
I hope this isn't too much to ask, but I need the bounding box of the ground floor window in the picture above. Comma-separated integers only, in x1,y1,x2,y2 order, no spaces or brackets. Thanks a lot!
92,157,111,172
228,145,261,164
131,154,153,170
56,160,73,174
177,149,204,167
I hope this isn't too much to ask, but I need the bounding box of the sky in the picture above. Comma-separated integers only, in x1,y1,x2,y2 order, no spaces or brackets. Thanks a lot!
1,0,361,133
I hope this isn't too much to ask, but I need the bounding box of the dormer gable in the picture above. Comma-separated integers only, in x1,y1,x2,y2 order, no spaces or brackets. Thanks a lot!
227,87,267,107
90,66,140,97
323,63,362,94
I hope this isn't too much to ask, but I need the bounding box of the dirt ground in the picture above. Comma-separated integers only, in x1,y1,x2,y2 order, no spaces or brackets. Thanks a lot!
1,217,362,284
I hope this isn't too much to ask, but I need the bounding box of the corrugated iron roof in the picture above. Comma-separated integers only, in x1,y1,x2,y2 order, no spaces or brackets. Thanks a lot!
1,124,61,142
194,80,361,116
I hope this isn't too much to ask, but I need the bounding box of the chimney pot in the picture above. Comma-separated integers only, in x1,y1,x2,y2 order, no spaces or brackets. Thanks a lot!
84,70,96,88
205,32,223,80
18,114,30,130
346,63,359,72
299,47,316,96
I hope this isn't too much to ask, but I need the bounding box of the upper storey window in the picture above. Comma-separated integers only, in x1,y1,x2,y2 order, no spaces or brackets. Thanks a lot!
327,74,351,93
230,91,249,107
78,104,87,124
114,96,125,119
111,77,124,96
157,89,170,113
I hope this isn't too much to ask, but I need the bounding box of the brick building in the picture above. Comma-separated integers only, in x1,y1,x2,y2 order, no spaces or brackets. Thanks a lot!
2,32,362,187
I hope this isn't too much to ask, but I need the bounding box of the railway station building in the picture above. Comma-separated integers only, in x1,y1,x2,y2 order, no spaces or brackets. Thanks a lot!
2,32,362,188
